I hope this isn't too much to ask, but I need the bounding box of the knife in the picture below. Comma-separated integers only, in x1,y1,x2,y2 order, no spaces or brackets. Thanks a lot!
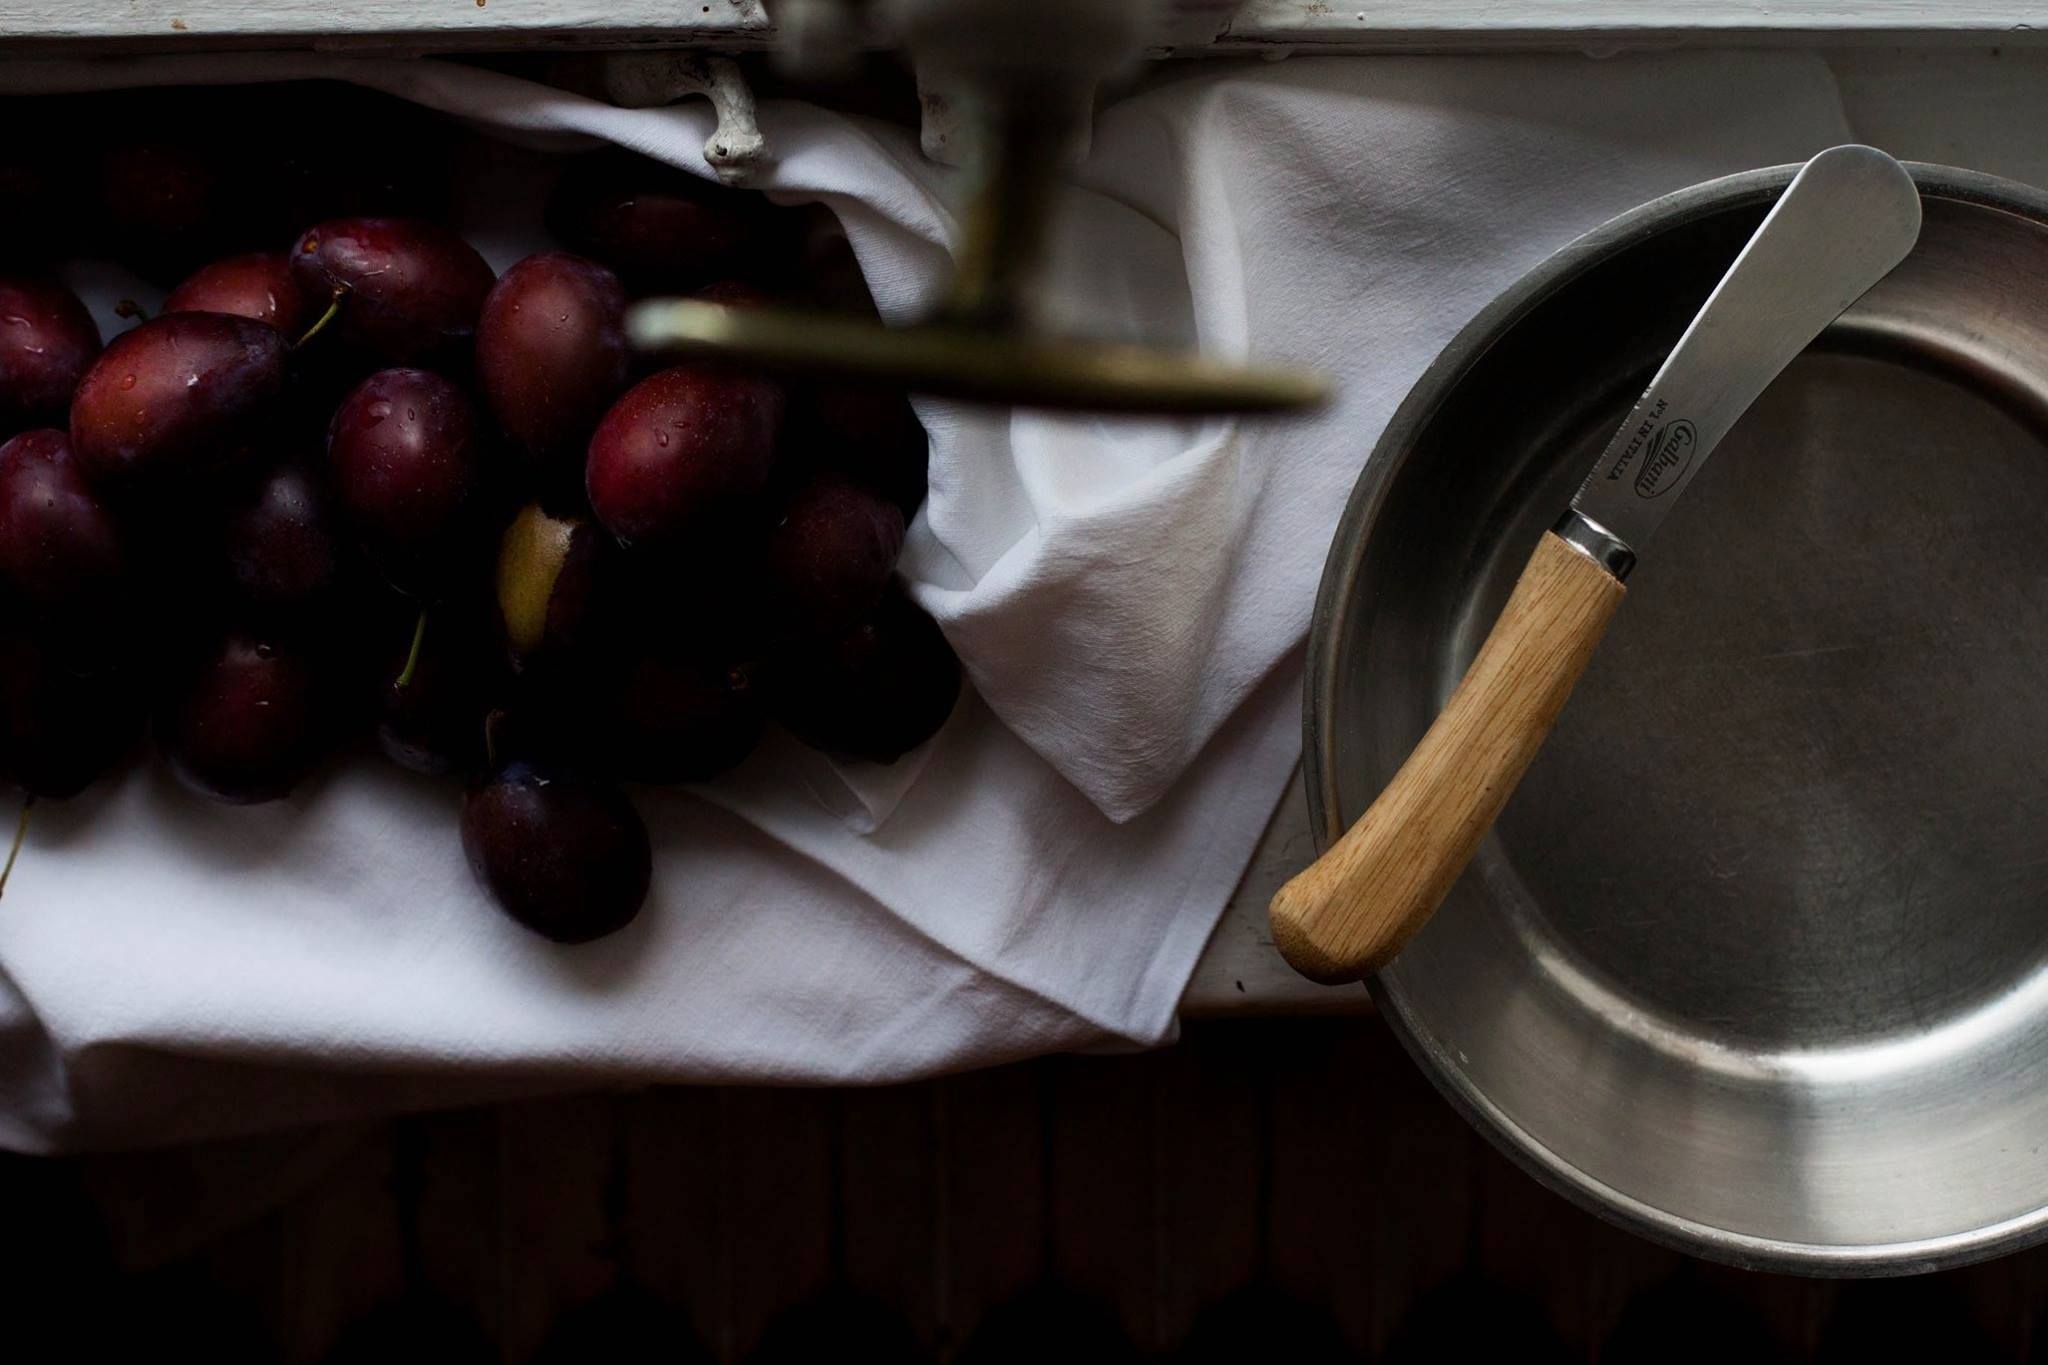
1268,144,1924,984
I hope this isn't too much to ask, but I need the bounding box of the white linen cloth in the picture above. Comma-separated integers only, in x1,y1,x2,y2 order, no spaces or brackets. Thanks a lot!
0,49,1855,1150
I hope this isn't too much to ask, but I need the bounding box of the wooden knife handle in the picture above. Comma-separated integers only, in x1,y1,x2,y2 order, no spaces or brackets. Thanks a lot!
1269,530,1627,983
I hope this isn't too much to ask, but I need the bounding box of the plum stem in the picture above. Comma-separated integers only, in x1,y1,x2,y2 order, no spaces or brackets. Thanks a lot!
394,609,429,692
294,285,349,349
0,794,34,900
113,299,151,324
484,709,504,771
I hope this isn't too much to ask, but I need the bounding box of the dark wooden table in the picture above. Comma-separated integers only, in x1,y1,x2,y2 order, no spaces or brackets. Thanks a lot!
13,1017,2047,1362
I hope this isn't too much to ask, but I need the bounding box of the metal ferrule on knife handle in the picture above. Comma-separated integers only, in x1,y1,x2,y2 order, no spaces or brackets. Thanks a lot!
1269,145,1924,984
1552,508,1637,581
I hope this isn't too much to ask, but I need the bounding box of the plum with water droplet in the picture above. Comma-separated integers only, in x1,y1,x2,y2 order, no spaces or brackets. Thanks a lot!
0,277,101,438
156,631,337,803
165,252,311,335
291,217,495,372
0,428,127,626
584,365,782,553
461,759,651,942
327,367,492,595
68,312,287,495
476,252,632,503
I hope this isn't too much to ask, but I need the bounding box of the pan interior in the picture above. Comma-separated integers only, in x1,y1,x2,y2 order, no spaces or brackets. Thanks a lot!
1330,186,2048,1266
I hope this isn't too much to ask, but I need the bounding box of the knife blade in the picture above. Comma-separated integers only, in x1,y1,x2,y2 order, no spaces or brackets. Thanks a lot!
1561,144,1924,578
1269,145,1923,984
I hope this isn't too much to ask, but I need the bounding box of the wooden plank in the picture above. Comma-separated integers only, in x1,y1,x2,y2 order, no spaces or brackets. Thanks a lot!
75,1123,373,1272
618,1087,729,1352
494,1094,624,1361
1996,1240,2048,1359
262,1123,407,1360
714,1086,838,1360
116,1256,292,1362
1598,1264,1791,1364
8,0,2048,54
322,1116,499,1365
1691,1260,1836,1360
1044,1051,1161,1352
1148,1023,1266,1353
1266,1019,1475,1356
0,1151,115,1344
1935,1243,2048,1363
837,1083,942,1353
404,1109,504,1347
0,0,770,50
66,1043,2048,1360
1222,1,2048,48
1814,1274,2005,1360
932,1065,1049,1355
1466,1134,1680,1358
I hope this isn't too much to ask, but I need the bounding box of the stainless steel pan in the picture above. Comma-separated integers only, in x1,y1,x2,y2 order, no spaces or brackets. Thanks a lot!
1306,162,2048,1274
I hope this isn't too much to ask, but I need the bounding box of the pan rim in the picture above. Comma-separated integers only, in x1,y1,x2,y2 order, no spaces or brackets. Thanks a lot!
1302,158,2048,1276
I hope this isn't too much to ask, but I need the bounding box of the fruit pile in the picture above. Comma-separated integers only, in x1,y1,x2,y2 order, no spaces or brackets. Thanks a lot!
0,86,957,943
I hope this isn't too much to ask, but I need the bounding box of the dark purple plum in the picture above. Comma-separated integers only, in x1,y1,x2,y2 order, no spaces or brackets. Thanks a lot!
476,252,631,500
460,759,651,942
164,252,311,335
767,588,960,763
604,652,761,784
377,603,503,776
763,474,904,638
0,277,101,436
585,365,782,553
0,634,144,799
798,383,929,518
290,217,496,371
327,368,489,595
68,312,288,495
156,631,336,803
0,429,126,623
96,137,233,282
545,152,765,293
222,461,343,612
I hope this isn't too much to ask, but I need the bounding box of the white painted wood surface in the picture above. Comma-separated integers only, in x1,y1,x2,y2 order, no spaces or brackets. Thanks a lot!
1221,1,2048,48
1182,767,1372,1014
0,0,772,49
5,1,2048,51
